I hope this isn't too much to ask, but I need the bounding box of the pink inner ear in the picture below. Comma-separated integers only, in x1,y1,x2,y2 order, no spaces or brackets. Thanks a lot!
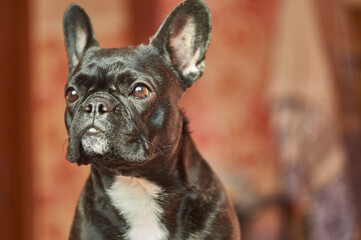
169,17,202,77
75,27,87,56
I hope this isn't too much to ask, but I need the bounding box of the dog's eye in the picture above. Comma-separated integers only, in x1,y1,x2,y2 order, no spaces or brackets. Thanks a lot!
132,85,150,99
66,88,79,103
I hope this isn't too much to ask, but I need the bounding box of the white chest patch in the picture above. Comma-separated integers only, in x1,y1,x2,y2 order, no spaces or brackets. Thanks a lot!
106,176,168,240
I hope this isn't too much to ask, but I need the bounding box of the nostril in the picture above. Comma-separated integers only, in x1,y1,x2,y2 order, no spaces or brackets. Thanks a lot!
84,98,115,115
85,104,93,113
98,103,107,114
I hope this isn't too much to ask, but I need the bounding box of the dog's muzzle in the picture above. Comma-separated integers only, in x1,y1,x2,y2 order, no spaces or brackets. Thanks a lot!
79,93,119,156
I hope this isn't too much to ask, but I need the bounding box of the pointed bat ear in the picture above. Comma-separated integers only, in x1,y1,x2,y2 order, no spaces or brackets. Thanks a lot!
63,4,99,74
150,0,212,89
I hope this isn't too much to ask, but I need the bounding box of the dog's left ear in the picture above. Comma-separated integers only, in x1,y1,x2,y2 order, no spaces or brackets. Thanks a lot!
63,4,99,74
150,0,211,89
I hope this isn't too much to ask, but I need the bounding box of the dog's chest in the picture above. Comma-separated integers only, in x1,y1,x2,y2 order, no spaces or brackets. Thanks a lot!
106,176,168,240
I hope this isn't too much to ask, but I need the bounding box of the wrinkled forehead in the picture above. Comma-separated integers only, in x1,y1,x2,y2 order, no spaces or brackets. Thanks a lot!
82,47,147,75
69,46,166,86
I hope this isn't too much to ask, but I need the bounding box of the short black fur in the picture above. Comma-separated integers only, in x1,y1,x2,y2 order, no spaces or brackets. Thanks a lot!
63,0,240,239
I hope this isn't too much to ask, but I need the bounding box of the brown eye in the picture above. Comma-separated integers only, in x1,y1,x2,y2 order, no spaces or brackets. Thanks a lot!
66,88,79,103
132,85,150,99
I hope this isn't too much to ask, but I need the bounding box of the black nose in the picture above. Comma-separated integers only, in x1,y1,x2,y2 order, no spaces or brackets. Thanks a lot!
84,97,115,115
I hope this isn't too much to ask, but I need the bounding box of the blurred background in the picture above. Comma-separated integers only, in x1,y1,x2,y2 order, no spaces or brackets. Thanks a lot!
1,0,361,239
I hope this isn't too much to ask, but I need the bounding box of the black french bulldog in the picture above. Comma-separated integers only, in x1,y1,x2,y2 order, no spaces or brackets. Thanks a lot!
63,0,240,239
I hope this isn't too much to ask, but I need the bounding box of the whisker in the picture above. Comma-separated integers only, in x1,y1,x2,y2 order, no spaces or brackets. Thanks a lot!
146,139,164,156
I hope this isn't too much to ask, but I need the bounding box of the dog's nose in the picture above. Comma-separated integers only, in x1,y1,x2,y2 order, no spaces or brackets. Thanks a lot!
84,97,115,115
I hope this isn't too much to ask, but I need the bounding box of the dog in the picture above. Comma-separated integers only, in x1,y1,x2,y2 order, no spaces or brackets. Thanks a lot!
63,0,240,239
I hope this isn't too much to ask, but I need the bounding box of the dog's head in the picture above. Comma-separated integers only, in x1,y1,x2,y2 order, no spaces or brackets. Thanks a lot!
63,0,211,174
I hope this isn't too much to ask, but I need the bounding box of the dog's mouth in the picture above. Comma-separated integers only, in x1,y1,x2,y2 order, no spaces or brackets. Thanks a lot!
68,125,151,171
78,142,150,176
80,127,110,156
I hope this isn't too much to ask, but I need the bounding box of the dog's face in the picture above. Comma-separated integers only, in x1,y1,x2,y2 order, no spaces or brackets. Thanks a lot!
63,0,211,174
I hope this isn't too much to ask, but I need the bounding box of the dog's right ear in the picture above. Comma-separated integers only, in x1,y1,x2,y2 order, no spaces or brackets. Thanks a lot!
63,4,98,74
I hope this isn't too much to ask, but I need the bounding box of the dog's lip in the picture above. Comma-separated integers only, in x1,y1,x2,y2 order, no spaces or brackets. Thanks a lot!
83,126,103,135
88,127,98,133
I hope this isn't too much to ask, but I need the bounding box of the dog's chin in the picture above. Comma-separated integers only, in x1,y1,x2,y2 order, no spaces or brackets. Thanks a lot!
81,132,110,156
76,132,150,175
